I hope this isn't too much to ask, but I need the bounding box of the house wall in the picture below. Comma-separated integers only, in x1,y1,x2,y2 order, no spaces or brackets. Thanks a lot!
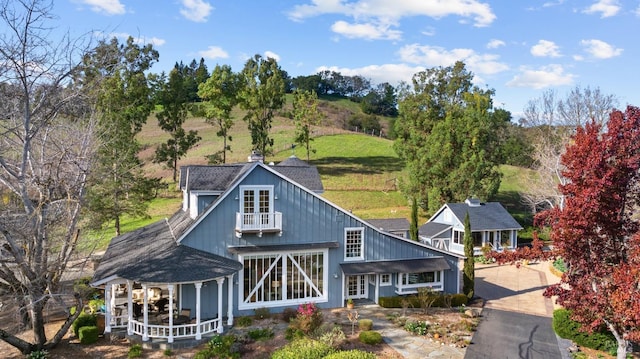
181,166,461,316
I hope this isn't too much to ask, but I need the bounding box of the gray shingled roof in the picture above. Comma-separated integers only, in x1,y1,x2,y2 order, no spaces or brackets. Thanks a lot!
419,222,452,238
340,257,450,275
179,157,323,193
446,202,523,230
91,210,242,285
367,218,410,232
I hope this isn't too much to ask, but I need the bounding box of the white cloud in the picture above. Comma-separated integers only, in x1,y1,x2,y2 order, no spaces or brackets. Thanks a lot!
487,39,505,49
507,64,575,89
330,20,402,40
180,0,213,23
198,46,229,59
398,44,509,76
288,0,496,28
583,0,620,18
81,0,125,15
530,40,561,57
579,39,622,59
264,51,281,62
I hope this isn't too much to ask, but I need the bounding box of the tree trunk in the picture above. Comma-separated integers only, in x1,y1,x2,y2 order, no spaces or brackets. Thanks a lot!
616,339,628,359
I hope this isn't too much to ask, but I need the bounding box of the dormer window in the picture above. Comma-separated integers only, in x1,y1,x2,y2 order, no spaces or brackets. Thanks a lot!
236,185,282,237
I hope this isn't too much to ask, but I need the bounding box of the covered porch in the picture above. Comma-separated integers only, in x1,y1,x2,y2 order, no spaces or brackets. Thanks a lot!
103,276,235,343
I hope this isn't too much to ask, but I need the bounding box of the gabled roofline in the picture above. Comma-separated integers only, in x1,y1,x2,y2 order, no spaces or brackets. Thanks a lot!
420,224,453,239
176,162,464,259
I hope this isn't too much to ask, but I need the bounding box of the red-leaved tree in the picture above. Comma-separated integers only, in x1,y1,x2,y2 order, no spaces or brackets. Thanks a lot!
493,106,640,359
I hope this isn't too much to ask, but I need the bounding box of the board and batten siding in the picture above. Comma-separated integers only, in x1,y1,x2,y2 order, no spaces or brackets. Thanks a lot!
180,165,462,314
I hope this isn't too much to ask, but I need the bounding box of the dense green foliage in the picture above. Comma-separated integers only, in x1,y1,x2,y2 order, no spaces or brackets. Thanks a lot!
81,36,160,236
323,350,376,359
553,309,617,355
271,338,334,359
194,334,240,359
394,61,504,213
463,213,475,298
378,294,468,308
127,344,143,358
358,330,383,345
78,326,99,345
358,319,373,331
72,313,97,337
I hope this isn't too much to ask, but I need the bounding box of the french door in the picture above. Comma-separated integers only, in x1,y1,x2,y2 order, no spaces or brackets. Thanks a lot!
346,275,367,299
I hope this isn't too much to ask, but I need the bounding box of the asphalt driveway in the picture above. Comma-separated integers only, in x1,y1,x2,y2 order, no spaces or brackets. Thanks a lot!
465,262,564,359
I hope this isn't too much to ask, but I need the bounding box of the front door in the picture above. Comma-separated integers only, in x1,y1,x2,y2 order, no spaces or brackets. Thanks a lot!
346,275,367,299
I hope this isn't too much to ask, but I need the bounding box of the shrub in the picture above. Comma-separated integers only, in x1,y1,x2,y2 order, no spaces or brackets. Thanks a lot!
281,307,298,323
358,330,383,345
88,299,105,314
315,324,346,348
379,293,468,309
26,350,48,359
78,326,99,344
254,307,271,319
235,316,253,327
73,312,97,337
271,338,333,359
128,344,143,358
553,258,566,273
324,350,377,359
405,320,429,336
195,334,240,359
289,302,323,335
358,319,373,331
73,277,101,301
163,348,174,356
553,309,617,354
247,328,274,341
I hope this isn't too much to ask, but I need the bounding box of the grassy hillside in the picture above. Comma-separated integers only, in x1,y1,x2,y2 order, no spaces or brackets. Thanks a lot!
89,97,534,249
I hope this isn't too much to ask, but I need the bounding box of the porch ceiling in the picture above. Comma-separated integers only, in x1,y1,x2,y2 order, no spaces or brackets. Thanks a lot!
340,257,450,275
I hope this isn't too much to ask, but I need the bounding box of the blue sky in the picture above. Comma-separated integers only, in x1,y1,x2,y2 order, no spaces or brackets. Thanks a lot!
58,0,639,118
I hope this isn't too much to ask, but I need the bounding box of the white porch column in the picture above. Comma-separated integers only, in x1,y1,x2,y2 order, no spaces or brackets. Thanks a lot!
195,282,202,340
226,274,234,326
216,278,225,333
512,230,518,249
167,284,175,343
126,281,133,335
341,273,345,307
104,284,112,333
374,275,379,304
142,284,149,341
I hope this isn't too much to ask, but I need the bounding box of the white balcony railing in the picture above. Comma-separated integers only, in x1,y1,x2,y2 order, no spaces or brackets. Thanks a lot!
235,212,282,237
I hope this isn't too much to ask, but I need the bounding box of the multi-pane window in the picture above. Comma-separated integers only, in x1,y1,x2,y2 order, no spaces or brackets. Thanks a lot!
240,186,273,227
380,274,391,286
344,228,364,261
401,271,441,286
240,250,327,309
453,230,464,245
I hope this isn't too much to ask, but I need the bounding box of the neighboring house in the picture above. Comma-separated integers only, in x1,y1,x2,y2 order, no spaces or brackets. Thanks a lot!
91,155,464,344
419,198,523,256
366,218,411,239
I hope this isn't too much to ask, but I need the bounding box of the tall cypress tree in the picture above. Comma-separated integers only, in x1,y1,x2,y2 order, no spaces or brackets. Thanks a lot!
463,212,475,298
410,197,419,241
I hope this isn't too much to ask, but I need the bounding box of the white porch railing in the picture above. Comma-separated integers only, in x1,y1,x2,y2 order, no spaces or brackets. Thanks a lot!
110,314,128,329
129,318,221,341
235,212,282,237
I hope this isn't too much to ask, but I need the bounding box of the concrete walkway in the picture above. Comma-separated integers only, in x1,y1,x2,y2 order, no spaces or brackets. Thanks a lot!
355,304,467,359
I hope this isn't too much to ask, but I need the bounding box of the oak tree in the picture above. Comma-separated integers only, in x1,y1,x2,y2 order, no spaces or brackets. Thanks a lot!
394,61,503,213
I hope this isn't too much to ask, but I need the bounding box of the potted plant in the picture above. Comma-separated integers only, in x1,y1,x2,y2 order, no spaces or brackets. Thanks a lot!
346,298,354,309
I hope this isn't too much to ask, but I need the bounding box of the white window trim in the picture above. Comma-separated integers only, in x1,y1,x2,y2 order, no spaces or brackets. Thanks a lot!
239,185,274,214
343,227,365,261
238,249,328,310
379,273,391,287
395,271,444,295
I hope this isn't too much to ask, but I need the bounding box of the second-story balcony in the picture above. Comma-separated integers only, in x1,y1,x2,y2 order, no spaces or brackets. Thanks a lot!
235,212,282,238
